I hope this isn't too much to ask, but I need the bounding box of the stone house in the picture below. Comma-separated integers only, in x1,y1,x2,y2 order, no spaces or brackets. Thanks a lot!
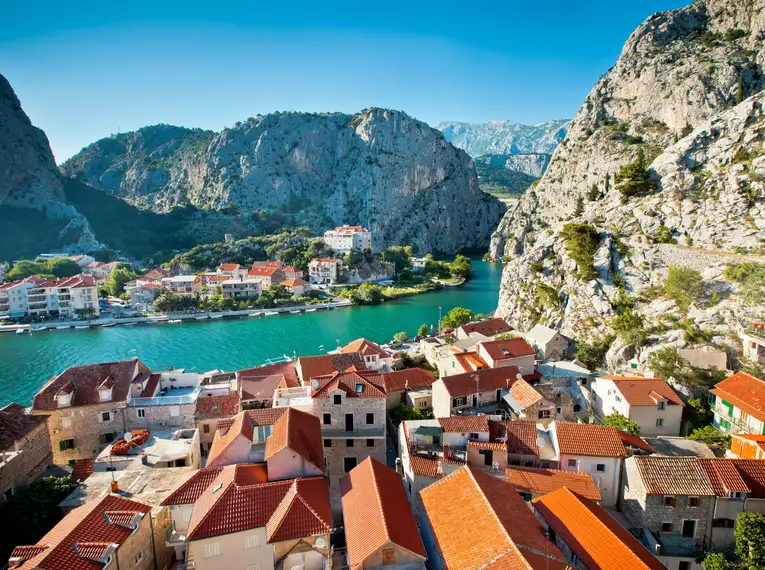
0,403,51,501
505,466,601,503
339,338,392,370
504,378,561,421
124,370,206,432
454,317,511,340
341,457,426,570
195,393,240,456
379,368,436,410
525,324,569,361
8,493,162,570
30,359,151,465
475,337,537,374
431,366,520,418
592,376,685,436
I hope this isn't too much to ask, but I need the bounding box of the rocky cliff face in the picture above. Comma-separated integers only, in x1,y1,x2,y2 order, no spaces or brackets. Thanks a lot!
62,110,505,253
489,0,765,368
474,153,551,194
0,74,100,253
437,119,570,157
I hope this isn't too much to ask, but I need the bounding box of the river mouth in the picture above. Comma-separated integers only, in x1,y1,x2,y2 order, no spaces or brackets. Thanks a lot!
0,259,502,406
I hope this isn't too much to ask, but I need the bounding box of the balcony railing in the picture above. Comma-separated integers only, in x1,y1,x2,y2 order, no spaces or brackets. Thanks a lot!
713,405,758,434
127,385,202,407
273,386,313,407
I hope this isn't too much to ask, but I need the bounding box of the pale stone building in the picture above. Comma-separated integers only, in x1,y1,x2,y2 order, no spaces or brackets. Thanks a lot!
0,403,51,501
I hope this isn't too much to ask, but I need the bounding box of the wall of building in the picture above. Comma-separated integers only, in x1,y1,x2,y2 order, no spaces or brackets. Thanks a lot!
629,405,683,437
558,455,621,507
272,534,330,570
0,421,52,500
357,540,426,570
114,511,162,570
267,448,324,482
42,403,128,464
417,510,445,570
124,403,197,432
190,527,273,570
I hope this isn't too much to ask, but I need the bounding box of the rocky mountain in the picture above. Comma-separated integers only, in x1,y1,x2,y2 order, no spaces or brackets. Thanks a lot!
489,0,765,370
62,111,505,254
437,119,570,157
474,153,551,194
0,74,101,256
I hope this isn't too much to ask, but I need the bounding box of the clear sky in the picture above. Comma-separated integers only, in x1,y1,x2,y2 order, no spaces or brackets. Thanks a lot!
1,0,686,163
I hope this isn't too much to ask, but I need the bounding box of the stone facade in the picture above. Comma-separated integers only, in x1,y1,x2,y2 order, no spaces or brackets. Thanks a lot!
43,403,128,465
124,402,197,432
0,419,51,500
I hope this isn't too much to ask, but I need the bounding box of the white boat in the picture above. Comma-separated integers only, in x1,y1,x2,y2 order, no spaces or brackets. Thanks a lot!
102,323,116,328
210,314,223,319
75,325,90,330
248,312,263,317
15,328,25,335
56,325,71,330
264,311,278,317
289,310,301,315
195,316,208,320
32,326,47,332
168,319,182,324
122,322,137,327
305,308,317,313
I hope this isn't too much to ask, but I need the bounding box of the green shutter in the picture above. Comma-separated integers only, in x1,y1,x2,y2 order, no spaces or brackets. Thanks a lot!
59,440,67,452
722,400,734,418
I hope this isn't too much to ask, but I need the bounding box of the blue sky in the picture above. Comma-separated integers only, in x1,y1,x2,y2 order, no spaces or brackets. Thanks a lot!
1,0,686,162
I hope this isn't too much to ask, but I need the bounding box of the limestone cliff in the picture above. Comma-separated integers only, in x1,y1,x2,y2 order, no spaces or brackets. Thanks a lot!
489,0,765,368
62,110,506,253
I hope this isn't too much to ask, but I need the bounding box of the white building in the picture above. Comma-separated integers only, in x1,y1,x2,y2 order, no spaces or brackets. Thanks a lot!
161,275,201,295
0,279,36,317
220,278,262,300
308,258,343,284
322,226,371,253
0,275,99,318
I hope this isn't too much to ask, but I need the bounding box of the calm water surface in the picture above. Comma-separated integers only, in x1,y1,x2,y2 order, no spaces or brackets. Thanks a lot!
0,259,502,406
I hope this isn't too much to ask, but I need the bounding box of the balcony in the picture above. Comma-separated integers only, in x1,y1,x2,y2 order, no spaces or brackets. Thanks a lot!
127,385,202,407
629,527,713,558
713,405,758,434
274,386,313,407
166,523,187,546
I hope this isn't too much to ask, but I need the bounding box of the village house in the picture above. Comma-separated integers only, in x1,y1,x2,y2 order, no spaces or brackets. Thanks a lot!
475,337,537,374
160,275,201,295
341,457,426,570
282,266,303,280
68,254,95,267
592,376,685,436
740,323,765,365
379,367,436,410
220,277,262,300
236,361,301,408
533,487,667,570
279,277,308,295
339,338,392,370
308,257,343,284
431,366,520,418
504,377,564,421
454,317,512,340
216,263,247,279
0,403,51,501
8,493,163,570
195,393,240,456
420,331,488,367
525,324,569,361
205,408,287,467
247,264,287,288
31,359,152,464
495,419,558,468
711,371,765,434
505,465,601,503
730,433,765,460
537,360,596,413
294,352,366,384
84,261,120,281
322,225,372,253
418,465,568,570
141,268,171,282
125,281,161,308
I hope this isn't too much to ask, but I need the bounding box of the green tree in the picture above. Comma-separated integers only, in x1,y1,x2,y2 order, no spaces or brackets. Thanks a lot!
441,306,474,329
46,258,81,278
664,265,704,312
392,404,434,425
391,352,438,375
735,512,765,568
687,398,714,431
573,196,584,217
417,323,430,338
7,260,47,280
449,255,473,279
574,335,615,371
612,308,647,348
393,331,409,343
739,355,765,379
107,267,139,296
648,347,725,388
614,151,657,200
686,426,731,450
560,223,600,281
701,553,731,570
381,246,413,271
604,413,640,435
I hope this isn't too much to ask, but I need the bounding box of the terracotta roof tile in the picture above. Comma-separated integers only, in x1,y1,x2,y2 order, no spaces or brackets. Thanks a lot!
439,367,521,398
264,408,323,471
633,456,715,495
311,370,386,398
341,458,425,569
618,431,655,453
508,379,544,409
490,421,540,456
340,338,390,358
238,361,299,401
438,415,490,433
467,440,508,452
554,422,627,458
207,409,286,468
458,318,512,337
297,353,366,384
195,393,240,419
711,371,765,422
71,459,94,483
602,377,684,407
533,488,666,570
265,478,333,543
380,368,436,393
698,459,765,497
506,466,601,501
453,351,490,372
420,466,567,570
161,468,224,506
478,338,536,360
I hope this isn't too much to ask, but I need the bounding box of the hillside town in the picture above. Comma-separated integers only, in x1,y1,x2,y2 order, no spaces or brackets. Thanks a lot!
3,314,765,570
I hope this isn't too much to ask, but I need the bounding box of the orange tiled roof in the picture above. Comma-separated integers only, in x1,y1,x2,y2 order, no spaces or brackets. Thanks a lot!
439,367,520,398
453,351,489,372
9,494,150,570
533,488,666,570
207,409,286,468
478,337,536,360
711,371,765,423
380,368,436,393
438,415,490,433
508,378,544,409
633,456,715,496
161,468,225,505
218,264,241,271
248,266,281,277
458,317,512,337
420,466,567,570
340,338,391,358
602,377,684,407
491,420,540,456
264,408,323,471
280,278,307,287
554,422,627,458
311,370,386,398
698,458,765,497
618,430,655,453
506,466,601,501
296,353,366,383
195,393,240,419
341,458,426,569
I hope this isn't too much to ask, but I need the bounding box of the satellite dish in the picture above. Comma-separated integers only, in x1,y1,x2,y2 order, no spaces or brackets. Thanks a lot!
123,432,133,442
516,373,523,380
314,537,327,549
536,437,546,448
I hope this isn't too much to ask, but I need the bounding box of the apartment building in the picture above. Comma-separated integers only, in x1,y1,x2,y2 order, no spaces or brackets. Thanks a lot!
0,279,36,317
220,277,262,300
0,403,51,501
308,257,343,285
160,275,201,295
322,225,371,253
0,274,99,318
711,371,765,434
247,265,286,288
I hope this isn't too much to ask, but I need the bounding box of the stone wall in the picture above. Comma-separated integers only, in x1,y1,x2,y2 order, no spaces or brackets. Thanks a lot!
41,404,128,464
124,403,196,432
0,421,52,500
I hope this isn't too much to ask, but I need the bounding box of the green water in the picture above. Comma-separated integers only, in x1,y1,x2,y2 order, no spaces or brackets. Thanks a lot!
0,260,502,406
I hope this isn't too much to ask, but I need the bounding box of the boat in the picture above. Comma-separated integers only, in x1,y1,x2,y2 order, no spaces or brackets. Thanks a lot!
101,323,116,328
32,326,47,332
289,310,301,315
75,325,90,330
195,316,208,320
122,322,137,327
248,312,263,317
56,325,71,330
15,328,25,335
168,319,182,324
209,314,223,319
264,311,278,317
305,308,317,313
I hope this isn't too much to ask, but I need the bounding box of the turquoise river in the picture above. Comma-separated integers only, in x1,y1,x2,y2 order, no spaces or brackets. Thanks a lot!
0,259,503,407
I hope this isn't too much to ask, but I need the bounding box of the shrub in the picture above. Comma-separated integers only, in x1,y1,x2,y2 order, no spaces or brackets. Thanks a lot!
529,262,544,273
604,413,640,435
656,225,677,244
664,265,704,312
441,307,474,329
614,152,657,201
687,426,731,449
574,334,614,371
393,331,409,343
613,308,648,348
560,223,600,281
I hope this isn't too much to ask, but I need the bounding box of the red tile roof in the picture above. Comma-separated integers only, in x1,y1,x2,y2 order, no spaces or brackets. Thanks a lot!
458,318,512,337
207,408,286,468
380,368,436,393
438,415,490,434
248,266,281,277
9,494,150,570
467,440,508,452
341,458,426,569
554,422,627,458
218,264,241,271
508,379,544,409
280,278,308,287
238,361,299,401
264,408,323,471
452,351,490,372
420,466,567,570
0,404,47,452
296,353,366,384
533,488,666,570
71,459,94,483
506,466,601,501
439,366,521,398
478,338,536,361
602,377,684,407
195,393,240,419
161,468,225,505
698,459,765,497
491,420,541,456
340,338,391,358
618,431,655,453
632,456,715,495
311,370,386,398
310,257,341,264
186,465,331,542
711,371,765,422
32,359,145,412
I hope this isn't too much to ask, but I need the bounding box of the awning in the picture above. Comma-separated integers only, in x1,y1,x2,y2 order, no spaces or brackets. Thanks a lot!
414,426,443,436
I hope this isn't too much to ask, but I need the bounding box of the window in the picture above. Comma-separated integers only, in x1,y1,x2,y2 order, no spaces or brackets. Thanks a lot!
679,562,690,570
382,549,396,565
323,413,331,425
347,439,355,448
59,439,75,451
538,410,551,419
688,496,700,507
366,413,374,424
661,522,673,533
204,543,220,558
567,459,577,468
244,534,259,549
469,432,480,440
99,433,116,445
324,439,332,448
419,400,427,408
334,394,342,405
657,401,666,410
100,411,111,423
61,416,72,429
137,408,146,419
681,520,697,538
519,492,533,502
453,396,467,407
182,509,191,521
615,396,622,403
344,457,358,472
367,439,375,447
356,383,364,393
203,424,210,433
656,418,664,427
595,464,606,473
257,425,272,441
713,518,735,528
664,496,677,507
